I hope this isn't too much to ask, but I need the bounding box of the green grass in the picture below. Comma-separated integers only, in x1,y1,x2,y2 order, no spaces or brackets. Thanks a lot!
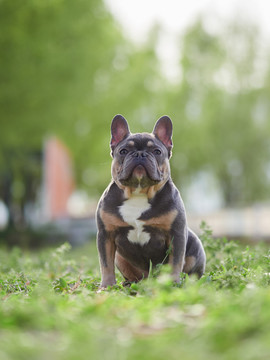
0,224,270,360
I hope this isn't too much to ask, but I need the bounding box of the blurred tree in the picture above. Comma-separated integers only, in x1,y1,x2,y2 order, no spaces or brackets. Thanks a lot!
1,0,270,228
0,0,165,225
166,19,270,207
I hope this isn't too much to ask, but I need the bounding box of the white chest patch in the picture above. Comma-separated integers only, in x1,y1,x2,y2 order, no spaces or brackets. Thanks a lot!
119,194,151,245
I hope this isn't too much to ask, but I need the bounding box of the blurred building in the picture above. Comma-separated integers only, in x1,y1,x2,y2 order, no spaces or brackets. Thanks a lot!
0,200,9,229
42,137,75,221
38,137,96,245
0,137,96,246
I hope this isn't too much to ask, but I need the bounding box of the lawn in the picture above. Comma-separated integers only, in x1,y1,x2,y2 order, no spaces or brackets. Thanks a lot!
0,224,270,360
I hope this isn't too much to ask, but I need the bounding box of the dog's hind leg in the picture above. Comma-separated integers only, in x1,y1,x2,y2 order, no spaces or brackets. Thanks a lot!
183,229,206,278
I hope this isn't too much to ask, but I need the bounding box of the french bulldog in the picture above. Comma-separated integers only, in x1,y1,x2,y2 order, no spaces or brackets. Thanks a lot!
96,115,206,288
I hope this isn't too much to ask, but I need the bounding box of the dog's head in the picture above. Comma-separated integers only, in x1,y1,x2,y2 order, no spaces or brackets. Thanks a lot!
110,115,173,196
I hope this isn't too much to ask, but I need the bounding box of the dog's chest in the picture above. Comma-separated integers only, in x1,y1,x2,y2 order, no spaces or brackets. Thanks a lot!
119,195,151,245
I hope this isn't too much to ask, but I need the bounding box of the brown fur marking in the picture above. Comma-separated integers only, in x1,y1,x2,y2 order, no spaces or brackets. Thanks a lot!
146,160,170,199
100,209,128,231
115,252,148,282
111,159,121,179
144,209,178,230
100,240,116,287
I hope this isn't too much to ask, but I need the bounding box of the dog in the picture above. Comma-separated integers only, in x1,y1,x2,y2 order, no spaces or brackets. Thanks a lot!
96,115,206,288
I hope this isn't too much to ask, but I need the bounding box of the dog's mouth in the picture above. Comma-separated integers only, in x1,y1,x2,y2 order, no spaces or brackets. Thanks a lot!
131,164,147,178
118,163,162,187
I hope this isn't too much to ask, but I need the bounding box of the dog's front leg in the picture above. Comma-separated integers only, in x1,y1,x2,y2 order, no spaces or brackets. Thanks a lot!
97,230,116,288
169,225,187,283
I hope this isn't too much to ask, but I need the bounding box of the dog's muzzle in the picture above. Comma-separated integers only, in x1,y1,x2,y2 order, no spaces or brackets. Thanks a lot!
118,151,162,184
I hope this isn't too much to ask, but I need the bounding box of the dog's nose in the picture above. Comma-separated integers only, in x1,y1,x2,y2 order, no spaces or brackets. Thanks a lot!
134,151,147,158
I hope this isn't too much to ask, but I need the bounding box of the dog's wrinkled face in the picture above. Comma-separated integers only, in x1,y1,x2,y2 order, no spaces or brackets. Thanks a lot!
110,115,173,192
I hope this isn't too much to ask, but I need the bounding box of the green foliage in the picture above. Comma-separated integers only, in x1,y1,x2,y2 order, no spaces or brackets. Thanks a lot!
0,0,165,206
1,1,270,212
166,19,270,206
0,230,270,359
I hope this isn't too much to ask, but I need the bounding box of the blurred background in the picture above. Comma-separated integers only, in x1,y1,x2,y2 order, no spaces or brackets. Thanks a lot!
1,0,270,246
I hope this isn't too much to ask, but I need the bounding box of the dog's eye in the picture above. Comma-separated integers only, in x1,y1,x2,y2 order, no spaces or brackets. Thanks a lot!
120,148,128,155
153,149,161,155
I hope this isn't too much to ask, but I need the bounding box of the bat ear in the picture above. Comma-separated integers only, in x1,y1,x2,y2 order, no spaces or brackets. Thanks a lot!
110,115,130,150
152,116,173,151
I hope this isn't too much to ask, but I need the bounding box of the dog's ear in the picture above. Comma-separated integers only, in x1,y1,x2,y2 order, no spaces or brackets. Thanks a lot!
152,116,173,154
110,115,130,150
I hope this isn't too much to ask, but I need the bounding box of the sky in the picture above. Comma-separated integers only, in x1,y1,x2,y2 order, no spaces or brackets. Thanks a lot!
105,0,270,81
105,0,270,40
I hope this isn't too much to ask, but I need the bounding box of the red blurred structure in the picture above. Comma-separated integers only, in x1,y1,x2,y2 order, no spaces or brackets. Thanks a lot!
43,137,75,220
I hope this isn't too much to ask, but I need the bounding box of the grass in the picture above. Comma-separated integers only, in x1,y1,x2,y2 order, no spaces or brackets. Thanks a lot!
0,223,270,360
